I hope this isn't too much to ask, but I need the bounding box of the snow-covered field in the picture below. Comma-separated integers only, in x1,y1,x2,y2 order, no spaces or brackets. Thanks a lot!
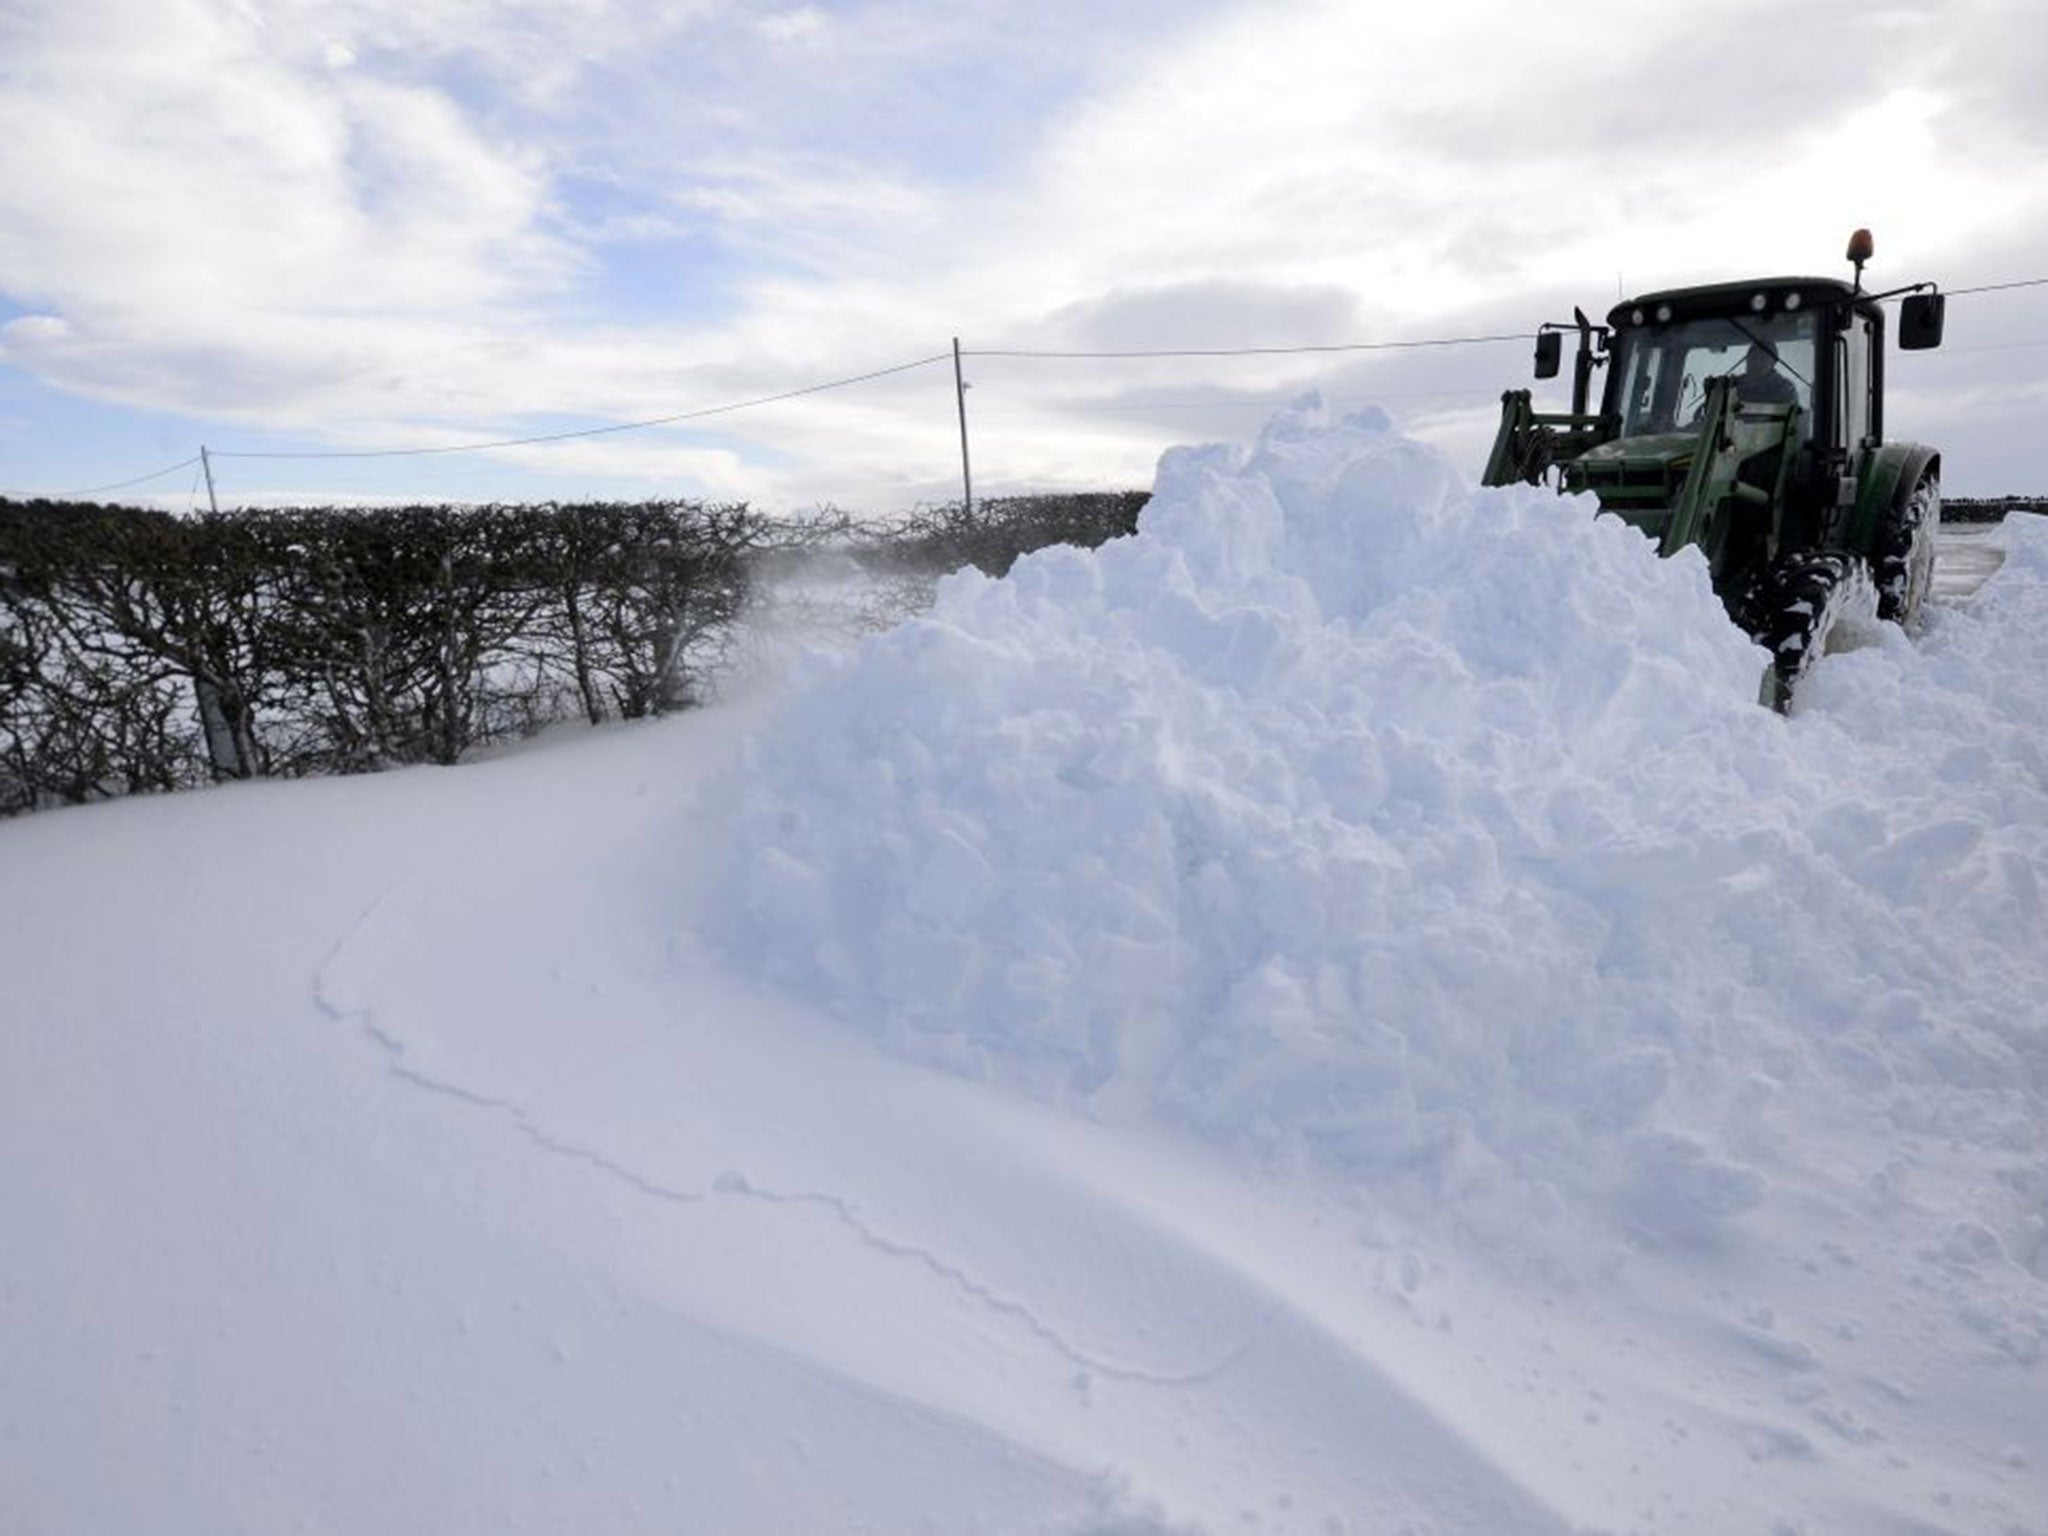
4,405,2044,1534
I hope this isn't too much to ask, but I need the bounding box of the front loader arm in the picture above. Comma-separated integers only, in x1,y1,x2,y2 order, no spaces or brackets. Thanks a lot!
1481,390,1611,488
1660,377,1802,578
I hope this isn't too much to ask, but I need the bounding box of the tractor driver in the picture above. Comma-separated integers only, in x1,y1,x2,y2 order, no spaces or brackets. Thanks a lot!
1736,343,1799,407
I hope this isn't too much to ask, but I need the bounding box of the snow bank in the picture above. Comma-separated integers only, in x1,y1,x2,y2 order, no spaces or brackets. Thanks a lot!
10,452,2047,1532
725,402,2048,1256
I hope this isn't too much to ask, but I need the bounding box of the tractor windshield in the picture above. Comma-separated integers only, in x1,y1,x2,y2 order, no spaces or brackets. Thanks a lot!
1607,309,1817,437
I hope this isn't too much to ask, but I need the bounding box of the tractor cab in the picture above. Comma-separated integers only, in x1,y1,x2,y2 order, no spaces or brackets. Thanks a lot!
1569,277,1880,568
1603,283,1824,440
1480,231,1948,708
1484,247,1944,585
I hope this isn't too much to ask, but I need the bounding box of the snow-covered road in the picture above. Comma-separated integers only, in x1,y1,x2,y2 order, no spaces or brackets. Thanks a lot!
1936,520,2011,600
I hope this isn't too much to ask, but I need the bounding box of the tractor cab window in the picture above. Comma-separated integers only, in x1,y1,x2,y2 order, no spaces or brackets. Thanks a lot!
1608,310,1818,437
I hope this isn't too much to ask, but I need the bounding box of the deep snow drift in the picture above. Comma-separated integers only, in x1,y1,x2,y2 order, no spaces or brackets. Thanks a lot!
4,403,2045,1534
729,400,2048,1258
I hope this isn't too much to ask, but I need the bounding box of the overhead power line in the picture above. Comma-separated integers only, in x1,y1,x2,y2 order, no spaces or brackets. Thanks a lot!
978,384,1504,417
1940,335,2048,355
210,351,955,461
963,332,1528,360
16,273,2048,500
1948,276,2048,297
37,454,204,499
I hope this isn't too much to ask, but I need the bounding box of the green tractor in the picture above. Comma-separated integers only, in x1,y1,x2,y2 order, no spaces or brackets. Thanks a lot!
1482,230,1946,707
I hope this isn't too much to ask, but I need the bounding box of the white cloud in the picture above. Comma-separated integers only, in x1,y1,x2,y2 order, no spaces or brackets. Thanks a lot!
757,7,827,43
1,0,2043,506
0,0,575,327
1,315,71,347
664,157,937,265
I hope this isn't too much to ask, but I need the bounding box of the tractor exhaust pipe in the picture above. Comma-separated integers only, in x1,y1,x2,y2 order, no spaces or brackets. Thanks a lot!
1570,307,1599,417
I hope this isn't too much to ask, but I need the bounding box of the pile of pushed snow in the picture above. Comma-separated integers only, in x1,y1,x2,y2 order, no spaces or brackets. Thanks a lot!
723,402,2048,1254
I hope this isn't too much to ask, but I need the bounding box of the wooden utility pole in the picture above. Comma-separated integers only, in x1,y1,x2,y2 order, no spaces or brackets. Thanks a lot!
200,446,220,515
951,337,974,514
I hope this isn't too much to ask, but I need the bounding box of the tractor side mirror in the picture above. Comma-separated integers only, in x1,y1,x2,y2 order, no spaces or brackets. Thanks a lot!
1534,330,1562,379
1898,292,1945,350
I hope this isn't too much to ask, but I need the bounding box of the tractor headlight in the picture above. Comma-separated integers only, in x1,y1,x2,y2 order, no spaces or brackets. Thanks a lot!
1631,307,1645,325
1655,304,1672,322
1751,292,1767,312
1784,291,1802,311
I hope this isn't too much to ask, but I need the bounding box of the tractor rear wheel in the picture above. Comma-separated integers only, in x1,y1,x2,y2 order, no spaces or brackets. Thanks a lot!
1739,550,1878,712
1874,473,1941,628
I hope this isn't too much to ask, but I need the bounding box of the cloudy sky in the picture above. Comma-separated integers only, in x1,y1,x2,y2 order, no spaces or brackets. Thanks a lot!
1,0,2043,511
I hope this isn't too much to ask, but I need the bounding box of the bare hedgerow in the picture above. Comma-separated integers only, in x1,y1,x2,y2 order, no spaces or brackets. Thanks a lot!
533,501,769,722
0,488,1144,817
262,505,552,770
1,501,218,803
847,491,1150,583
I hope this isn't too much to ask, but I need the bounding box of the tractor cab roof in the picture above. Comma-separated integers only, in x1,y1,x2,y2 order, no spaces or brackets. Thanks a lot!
1607,277,1863,329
